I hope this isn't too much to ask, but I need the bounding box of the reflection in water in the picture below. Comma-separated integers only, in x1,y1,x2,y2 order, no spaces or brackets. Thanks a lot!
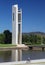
22,50,45,60
0,51,11,62
0,50,45,62
0,50,22,62
12,49,22,61
18,50,22,61
4,51,11,62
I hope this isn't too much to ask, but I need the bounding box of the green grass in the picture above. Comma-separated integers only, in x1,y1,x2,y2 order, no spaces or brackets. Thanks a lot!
0,44,16,47
25,42,45,46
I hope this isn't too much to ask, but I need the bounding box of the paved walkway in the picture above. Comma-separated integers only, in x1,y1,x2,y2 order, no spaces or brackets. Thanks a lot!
0,59,45,65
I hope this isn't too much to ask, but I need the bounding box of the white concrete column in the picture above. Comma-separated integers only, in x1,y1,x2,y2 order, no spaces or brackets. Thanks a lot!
12,5,18,45
18,9,22,44
12,4,22,45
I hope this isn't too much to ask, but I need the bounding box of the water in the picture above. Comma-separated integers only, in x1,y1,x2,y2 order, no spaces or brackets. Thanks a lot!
22,50,45,60
0,51,11,62
0,50,45,62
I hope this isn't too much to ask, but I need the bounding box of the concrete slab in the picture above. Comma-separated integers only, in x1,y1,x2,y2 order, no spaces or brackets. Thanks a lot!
0,59,45,65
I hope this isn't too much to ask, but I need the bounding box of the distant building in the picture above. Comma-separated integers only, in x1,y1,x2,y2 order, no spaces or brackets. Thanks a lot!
12,5,22,45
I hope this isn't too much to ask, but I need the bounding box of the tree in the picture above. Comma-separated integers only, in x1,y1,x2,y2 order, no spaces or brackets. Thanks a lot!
29,34,36,44
37,35,41,44
29,34,41,45
3,30,12,44
33,35,37,44
22,34,30,43
29,34,33,44
0,34,5,44
43,37,45,44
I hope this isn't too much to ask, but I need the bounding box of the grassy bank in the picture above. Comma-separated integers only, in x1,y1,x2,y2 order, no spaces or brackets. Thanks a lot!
25,43,45,46
0,44,16,47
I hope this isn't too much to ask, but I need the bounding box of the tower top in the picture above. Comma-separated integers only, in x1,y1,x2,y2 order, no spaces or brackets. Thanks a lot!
13,4,18,7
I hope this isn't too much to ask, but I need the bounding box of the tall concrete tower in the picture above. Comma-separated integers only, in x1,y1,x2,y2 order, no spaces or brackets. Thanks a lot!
12,5,22,45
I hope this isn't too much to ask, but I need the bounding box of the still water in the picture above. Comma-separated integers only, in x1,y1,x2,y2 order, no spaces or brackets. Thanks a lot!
0,50,45,62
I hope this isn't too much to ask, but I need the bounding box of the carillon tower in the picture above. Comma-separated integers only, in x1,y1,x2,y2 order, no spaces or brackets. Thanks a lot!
12,5,22,45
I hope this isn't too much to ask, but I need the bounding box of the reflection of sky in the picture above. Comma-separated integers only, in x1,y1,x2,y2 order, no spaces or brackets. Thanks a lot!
0,0,45,33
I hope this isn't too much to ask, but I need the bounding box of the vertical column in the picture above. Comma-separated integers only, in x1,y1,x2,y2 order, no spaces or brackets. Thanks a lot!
20,10,22,44
12,5,18,45
18,9,22,44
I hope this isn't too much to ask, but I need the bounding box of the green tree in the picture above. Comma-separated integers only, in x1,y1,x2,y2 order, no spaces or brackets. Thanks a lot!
0,34,5,44
34,35,37,44
29,34,36,44
29,34,41,45
22,34,30,43
29,34,33,44
37,35,41,44
43,37,45,44
3,30,12,44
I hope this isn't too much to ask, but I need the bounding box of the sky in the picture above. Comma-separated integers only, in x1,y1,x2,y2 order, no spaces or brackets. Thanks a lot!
0,0,45,33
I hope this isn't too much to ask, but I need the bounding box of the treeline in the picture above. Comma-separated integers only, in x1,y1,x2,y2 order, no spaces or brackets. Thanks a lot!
0,30,45,45
22,34,45,45
0,30,12,44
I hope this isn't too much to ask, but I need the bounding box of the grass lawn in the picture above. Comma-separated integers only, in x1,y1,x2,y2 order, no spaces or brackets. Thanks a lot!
0,44,16,47
25,43,45,46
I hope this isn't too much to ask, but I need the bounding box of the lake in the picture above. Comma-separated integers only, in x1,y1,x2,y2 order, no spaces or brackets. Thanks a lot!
0,50,45,62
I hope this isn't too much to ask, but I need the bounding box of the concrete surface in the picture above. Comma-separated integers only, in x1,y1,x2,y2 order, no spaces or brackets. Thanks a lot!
0,59,45,65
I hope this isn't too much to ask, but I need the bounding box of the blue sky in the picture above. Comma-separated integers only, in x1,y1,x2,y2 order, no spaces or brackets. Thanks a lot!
0,0,45,33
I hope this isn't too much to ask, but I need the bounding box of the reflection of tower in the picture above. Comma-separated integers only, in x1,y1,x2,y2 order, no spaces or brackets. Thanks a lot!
12,50,22,61
12,5,22,45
